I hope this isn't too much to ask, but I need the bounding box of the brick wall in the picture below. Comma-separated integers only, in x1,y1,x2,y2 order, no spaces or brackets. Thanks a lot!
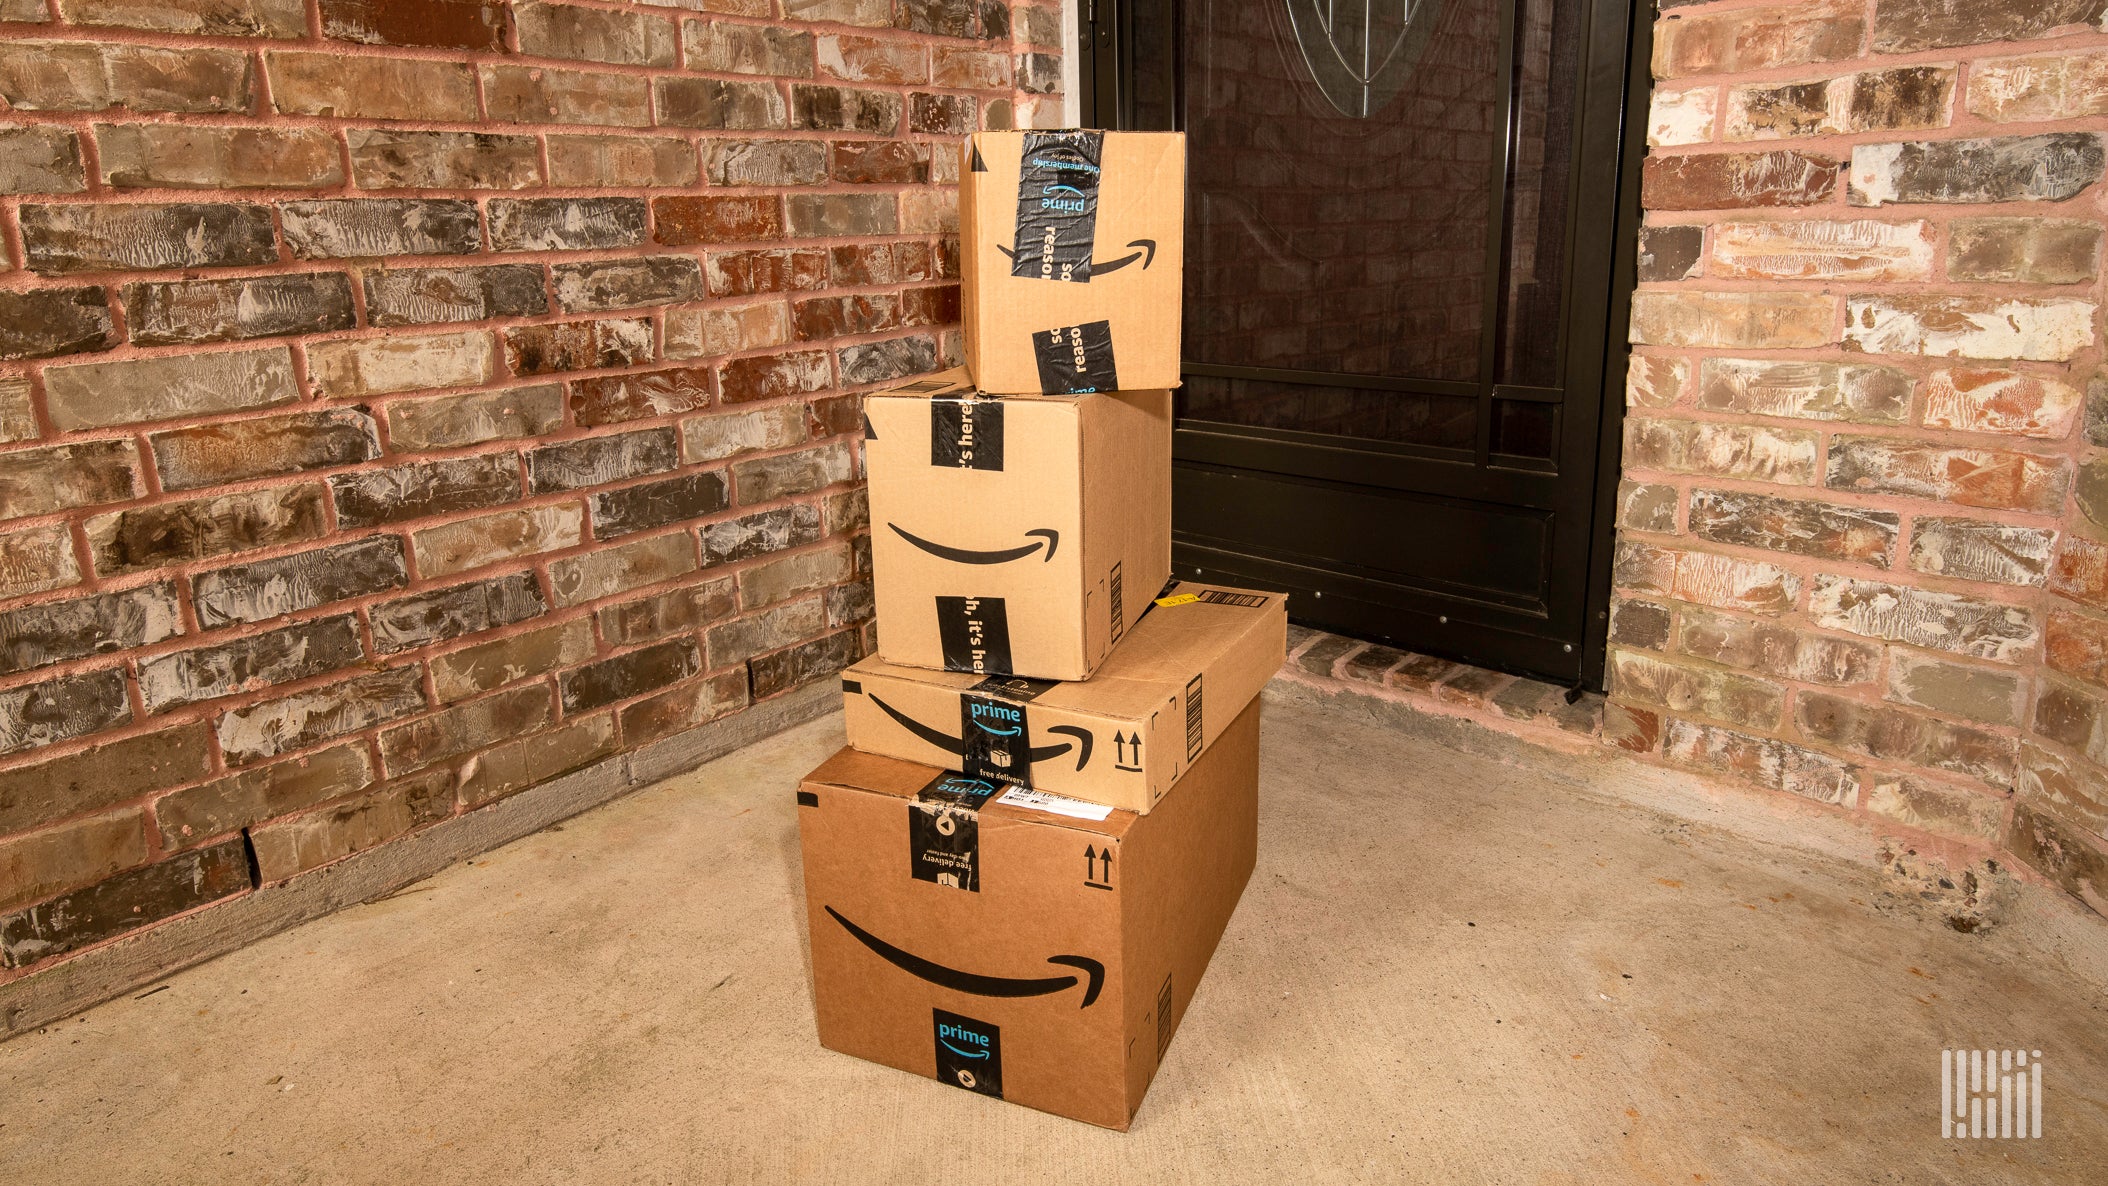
0,0,1062,983
1616,0,2108,913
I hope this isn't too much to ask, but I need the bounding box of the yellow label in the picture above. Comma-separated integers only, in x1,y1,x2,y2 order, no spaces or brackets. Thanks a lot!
1153,592,1201,607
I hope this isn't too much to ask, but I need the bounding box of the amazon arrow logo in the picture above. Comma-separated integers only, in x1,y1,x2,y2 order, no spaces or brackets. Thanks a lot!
889,523,1058,565
995,239,1156,275
827,906,1104,1008
869,694,1092,769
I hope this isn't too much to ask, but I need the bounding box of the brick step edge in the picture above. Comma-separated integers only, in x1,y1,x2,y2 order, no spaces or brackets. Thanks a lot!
1279,626,1607,753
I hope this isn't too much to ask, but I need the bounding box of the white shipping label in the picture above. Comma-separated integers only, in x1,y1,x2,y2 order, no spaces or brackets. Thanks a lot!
995,787,1115,821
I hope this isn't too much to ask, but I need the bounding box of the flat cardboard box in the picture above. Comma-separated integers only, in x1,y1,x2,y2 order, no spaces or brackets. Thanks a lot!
960,130,1185,395
797,698,1261,1130
865,367,1170,682
841,580,1286,813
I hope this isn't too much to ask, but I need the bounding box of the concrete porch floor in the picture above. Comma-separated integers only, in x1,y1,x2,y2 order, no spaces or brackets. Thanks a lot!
4,687,2106,1183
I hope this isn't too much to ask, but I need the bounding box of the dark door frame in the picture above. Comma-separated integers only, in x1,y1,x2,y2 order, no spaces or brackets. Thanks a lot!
1076,0,1653,691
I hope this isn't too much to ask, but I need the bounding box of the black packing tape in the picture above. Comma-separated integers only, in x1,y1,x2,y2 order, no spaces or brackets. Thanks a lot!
937,596,1013,675
1033,320,1117,394
930,398,1003,470
1011,131,1104,284
960,694,1032,787
934,1008,1003,1097
910,772,1000,892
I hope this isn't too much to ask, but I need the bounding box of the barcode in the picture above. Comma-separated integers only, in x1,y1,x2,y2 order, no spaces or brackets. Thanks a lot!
1108,562,1125,644
1184,674,1203,762
1196,590,1269,608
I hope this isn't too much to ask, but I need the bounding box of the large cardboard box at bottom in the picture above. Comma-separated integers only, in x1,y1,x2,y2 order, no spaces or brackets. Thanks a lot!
841,581,1286,813
797,699,1260,1129
866,368,1170,682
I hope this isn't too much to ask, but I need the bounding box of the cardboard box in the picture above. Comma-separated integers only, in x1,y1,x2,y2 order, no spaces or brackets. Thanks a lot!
797,698,1260,1130
960,130,1185,395
841,580,1286,813
865,367,1170,682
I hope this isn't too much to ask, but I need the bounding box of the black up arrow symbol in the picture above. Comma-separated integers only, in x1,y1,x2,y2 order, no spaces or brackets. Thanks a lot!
1114,731,1143,771
1084,845,1113,890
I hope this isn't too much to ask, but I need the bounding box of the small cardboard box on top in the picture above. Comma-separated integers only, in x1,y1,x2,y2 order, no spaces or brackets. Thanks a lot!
797,697,1261,1130
841,581,1286,813
864,367,1170,682
960,130,1185,395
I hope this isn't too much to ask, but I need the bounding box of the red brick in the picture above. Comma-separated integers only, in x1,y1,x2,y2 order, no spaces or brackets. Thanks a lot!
502,317,653,376
248,769,451,878
2052,536,2108,610
521,2,675,66
266,52,477,121
719,349,833,403
1642,151,1839,210
706,248,829,297
320,0,510,51
1921,369,2082,439
481,64,652,129
1809,577,2037,663
0,125,86,195
1661,719,1857,806
59,0,306,38
2047,609,2108,691
102,45,255,114
818,34,928,84
0,288,115,361
654,195,783,245
570,366,714,427
1873,0,2108,54
1629,290,1835,349
1653,2,1865,80
1826,437,2067,514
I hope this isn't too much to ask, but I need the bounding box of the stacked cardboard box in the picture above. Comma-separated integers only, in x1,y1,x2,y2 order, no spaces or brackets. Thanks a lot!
794,130,1287,1130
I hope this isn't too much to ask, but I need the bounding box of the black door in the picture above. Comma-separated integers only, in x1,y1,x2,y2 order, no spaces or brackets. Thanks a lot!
1081,0,1647,687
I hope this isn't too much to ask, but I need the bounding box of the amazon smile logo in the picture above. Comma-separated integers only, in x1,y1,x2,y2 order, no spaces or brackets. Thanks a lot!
827,906,1104,1008
888,523,1058,565
969,699,1022,736
997,238,1156,276
937,1021,992,1059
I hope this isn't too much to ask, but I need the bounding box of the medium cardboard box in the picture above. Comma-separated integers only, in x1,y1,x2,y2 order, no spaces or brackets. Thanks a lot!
960,130,1185,395
865,367,1170,682
841,581,1286,813
797,698,1261,1130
